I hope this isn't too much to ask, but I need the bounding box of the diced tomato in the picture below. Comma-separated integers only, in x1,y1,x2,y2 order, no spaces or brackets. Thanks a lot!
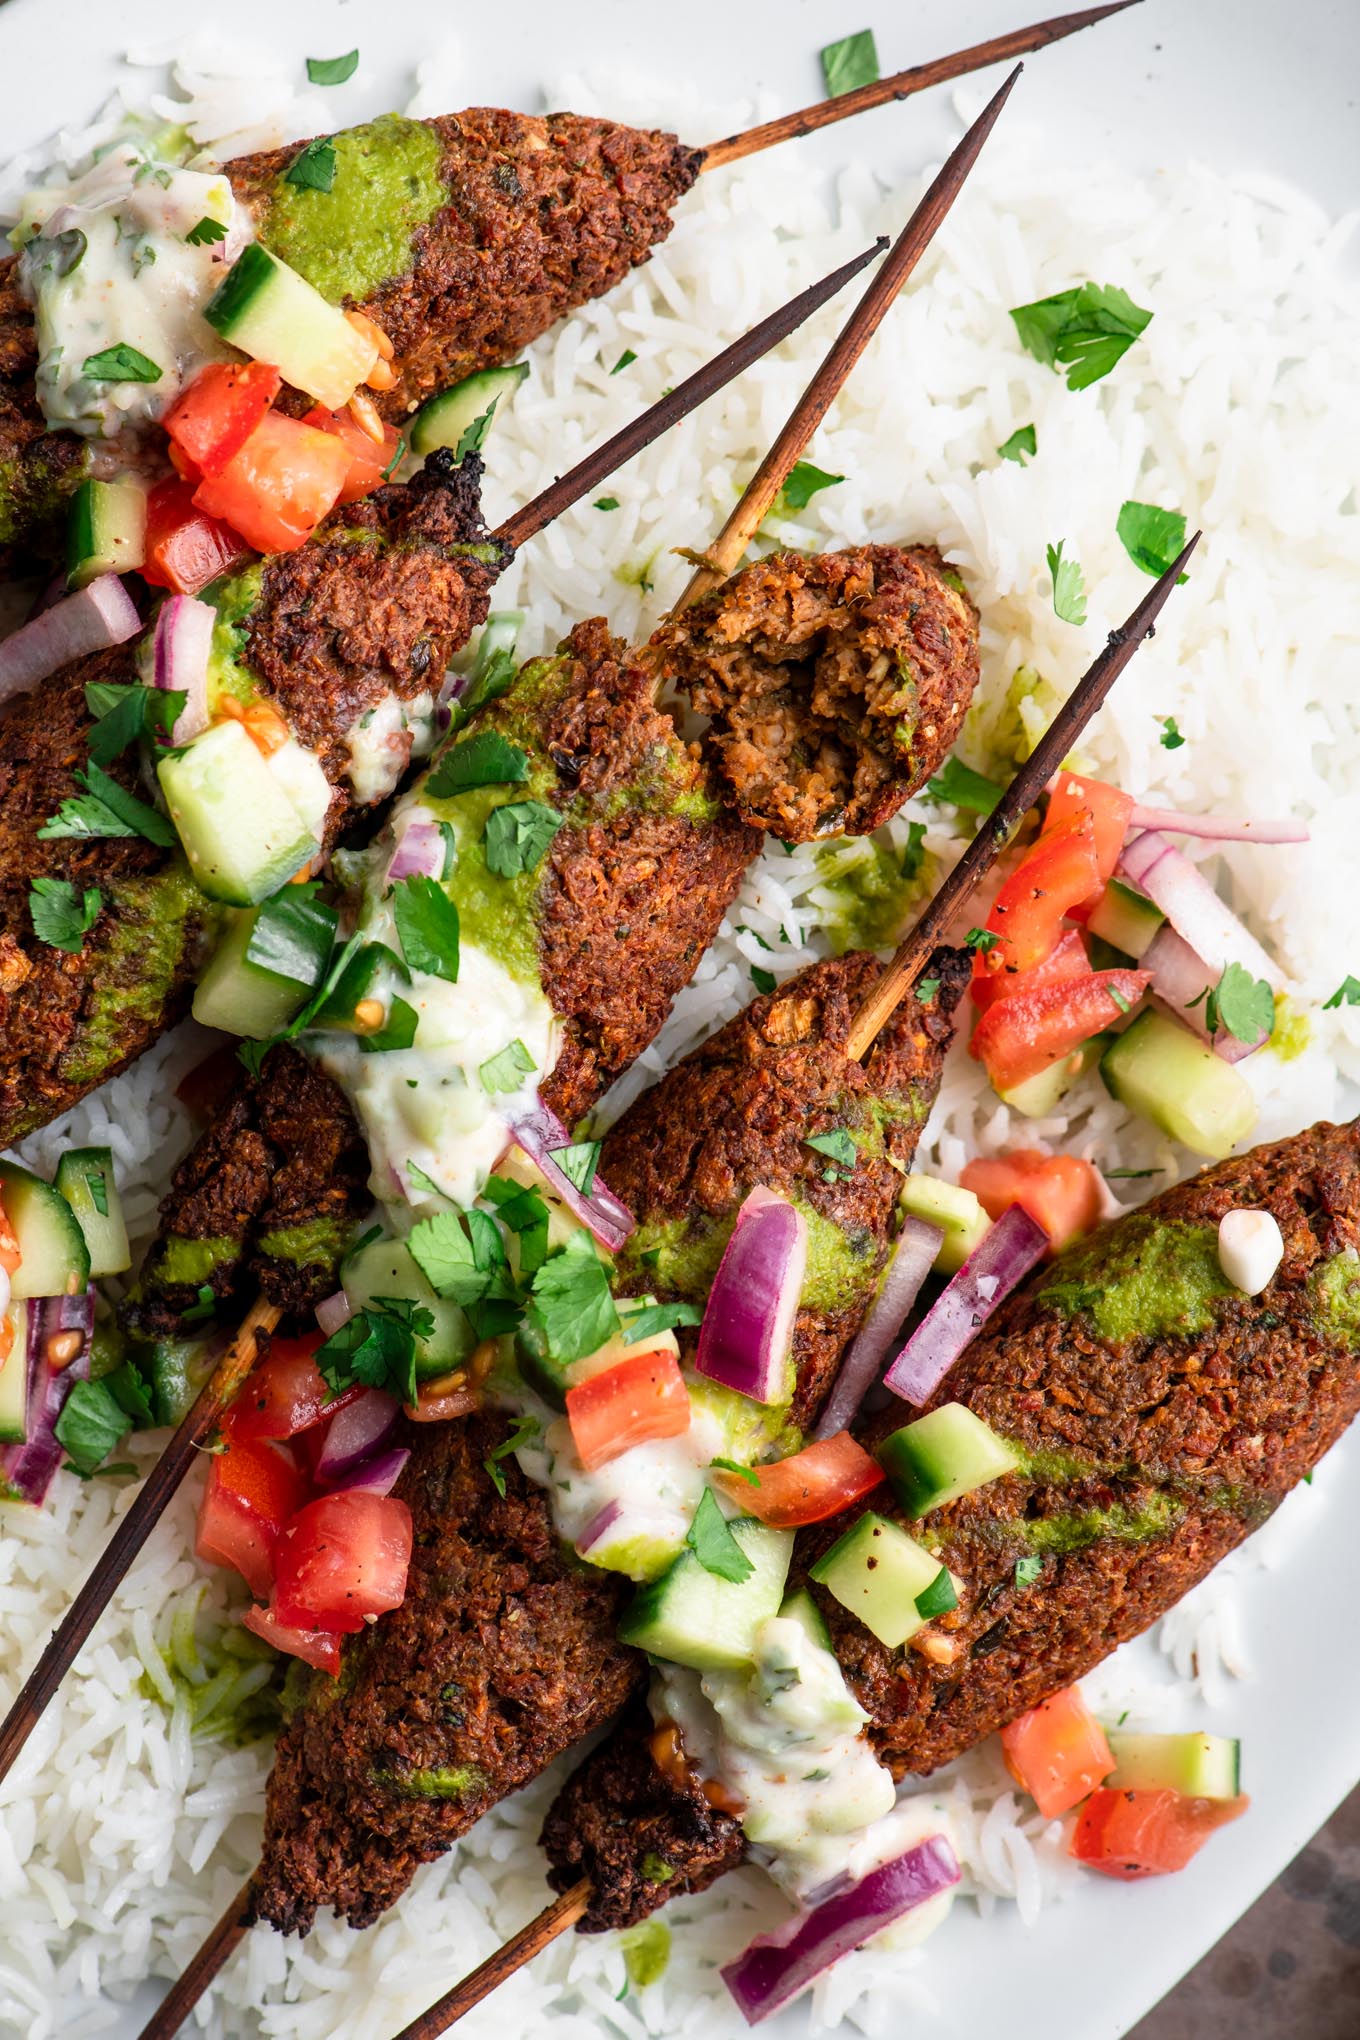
230,1333,362,1443
143,478,254,596
1043,772,1134,885
971,969,1151,1092
164,361,283,479
713,1432,885,1527
302,404,402,504
193,411,352,555
0,1191,22,1278
973,813,1103,1001
1001,1685,1115,1819
1070,1787,1249,1880
272,1491,413,1633
195,1422,311,1599
565,1350,691,1472
971,926,1092,1013
241,1602,342,1676
960,1150,1105,1255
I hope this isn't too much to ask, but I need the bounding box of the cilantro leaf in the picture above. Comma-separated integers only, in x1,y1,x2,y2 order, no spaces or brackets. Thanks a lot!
83,343,162,384
622,1301,703,1344
775,461,844,514
751,966,777,995
455,397,504,461
307,49,359,84
358,994,419,1055
408,1211,487,1307
393,874,460,984
85,680,186,765
29,876,101,952
104,1361,154,1430
315,1297,431,1403
820,28,879,96
610,349,637,375
425,730,531,798
966,927,1000,953
39,760,176,846
1116,500,1189,581
1159,715,1185,750
901,820,928,881
915,976,941,1002
54,1379,129,1477
1015,1554,1044,1588
997,423,1037,465
237,1039,272,1080
483,1175,550,1276
594,496,620,512
1010,282,1153,391
709,1455,759,1486
1324,976,1360,1010
285,137,337,192
550,1141,601,1196
479,1039,536,1094
405,1160,447,1200
245,889,338,989
529,1232,619,1362
483,799,562,877
914,1565,958,1619
482,1413,538,1497
1046,540,1087,626
805,1127,857,1179
184,215,228,247
1205,962,1275,1044
686,1490,754,1583
924,756,1002,815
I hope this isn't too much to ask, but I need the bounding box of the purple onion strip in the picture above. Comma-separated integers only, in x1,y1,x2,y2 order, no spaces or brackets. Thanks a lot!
883,1205,1049,1407
814,1218,943,1439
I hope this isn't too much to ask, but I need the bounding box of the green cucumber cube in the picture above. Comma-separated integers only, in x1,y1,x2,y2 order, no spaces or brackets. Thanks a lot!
194,897,336,1039
159,720,320,906
1085,878,1166,961
1101,1009,1257,1160
204,243,377,410
619,1520,793,1672
343,1238,475,1381
67,477,146,588
779,1586,833,1654
809,1510,958,1649
1106,1731,1241,1800
0,1302,29,1443
899,1175,990,1273
878,1402,1020,1518
410,364,530,458
54,1147,130,1278
999,1035,1108,1119
0,1159,91,1299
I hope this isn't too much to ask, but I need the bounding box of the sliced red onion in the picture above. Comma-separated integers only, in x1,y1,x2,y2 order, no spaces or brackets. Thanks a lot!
813,1219,943,1440
722,1833,960,2025
576,1498,681,1564
326,1445,410,1497
314,1389,400,1482
1128,804,1308,845
0,576,139,706
695,1188,807,1406
1119,831,1280,988
883,1206,1049,1407
151,594,214,744
1142,924,1267,1064
315,1288,354,1338
386,817,446,885
505,1100,634,1251
0,1288,95,1507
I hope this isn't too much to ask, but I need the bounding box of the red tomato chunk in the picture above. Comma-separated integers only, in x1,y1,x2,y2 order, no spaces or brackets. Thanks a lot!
271,1491,413,1634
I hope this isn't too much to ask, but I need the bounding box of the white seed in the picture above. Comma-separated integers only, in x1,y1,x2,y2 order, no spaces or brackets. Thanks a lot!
1218,1209,1284,1295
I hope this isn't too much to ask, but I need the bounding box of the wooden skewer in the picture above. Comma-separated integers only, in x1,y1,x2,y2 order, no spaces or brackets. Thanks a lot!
383,536,1202,2040
140,1882,255,2040
845,534,1203,1060
0,1296,279,1786
699,1,1140,170
678,63,1021,609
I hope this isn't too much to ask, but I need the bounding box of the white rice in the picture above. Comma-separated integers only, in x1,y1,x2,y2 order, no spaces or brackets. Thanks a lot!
2,37,1359,2040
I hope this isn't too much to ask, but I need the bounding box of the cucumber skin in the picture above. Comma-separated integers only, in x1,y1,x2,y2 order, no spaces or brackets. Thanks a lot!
877,1403,1019,1518
809,1510,940,1649
619,1521,792,1672
1101,1009,1257,1161
54,1146,131,1278
1106,1731,1241,1799
409,364,529,457
0,1302,28,1443
203,242,276,336
0,1159,91,1300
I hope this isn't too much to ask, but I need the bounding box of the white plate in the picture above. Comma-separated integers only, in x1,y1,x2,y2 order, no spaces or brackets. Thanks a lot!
1,2,1356,2036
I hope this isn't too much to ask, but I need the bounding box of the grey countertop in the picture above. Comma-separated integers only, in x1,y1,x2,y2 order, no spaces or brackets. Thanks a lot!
1130,1789,1360,2039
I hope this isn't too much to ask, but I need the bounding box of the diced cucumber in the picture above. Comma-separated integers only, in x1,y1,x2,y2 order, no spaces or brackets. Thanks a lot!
266,737,332,840
1085,879,1166,961
1101,1009,1257,1161
449,610,524,731
343,1237,475,1381
575,1511,685,1584
618,1520,793,1672
204,243,377,410
899,1176,989,1274
0,1303,29,1443
159,720,320,906
409,364,530,459
878,1403,1020,1518
141,1335,216,1428
809,1510,958,1649
0,1160,91,1300
779,1586,832,1654
1000,1036,1108,1120
54,1147,130,1278
1106,1731,1241,1800
66,477,146,588
194,893,338,1039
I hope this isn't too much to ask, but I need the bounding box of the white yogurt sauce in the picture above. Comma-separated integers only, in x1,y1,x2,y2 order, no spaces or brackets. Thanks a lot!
345,690,436,807
14,145,251,438
515,1399,725,1578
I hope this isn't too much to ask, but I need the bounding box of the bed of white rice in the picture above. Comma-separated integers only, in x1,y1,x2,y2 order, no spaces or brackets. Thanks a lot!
1,33,1359,2040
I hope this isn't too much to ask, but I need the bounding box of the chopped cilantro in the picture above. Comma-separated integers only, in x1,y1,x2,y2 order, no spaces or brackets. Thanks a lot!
1324,976,1360,1010
686,1490,754,1583
306,49,359,85
997,423,1037,465
483,1175,550,1276
820,28,880,96
82,343,162,384
404,1160,446,1200
1159,715,1185,750
550,1141,601,1196
924,757,1002,815
424,730,531,798
710,1455,759,1486
775,461,844,515
1116,500,1189,581
914,1565,958,1619
38,760,176,846
455,396,507,462
751,965,776,995
901,819,928,880
915,976,941,1002
184,215,228,247
182,1283,217,1325
55,1379,129,1477
84,679,186,765
29,877,101,953
621,1301,703,1344
393,874,460,984
236,1039,272,1080
483,799,562,877
1198,961,1276,1044
805,1127,857,1179
1046,539,1087,626
482,1413,538,1497
1010,282,1153,391
316,1296,434,1403
285,137,337,192
965,927,1000,953
1014,1554,1044,1588
479,1038,536,1095
611,349,637,374
528,1231,619,1362
1108,985,1132,1014
594,496,620,511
